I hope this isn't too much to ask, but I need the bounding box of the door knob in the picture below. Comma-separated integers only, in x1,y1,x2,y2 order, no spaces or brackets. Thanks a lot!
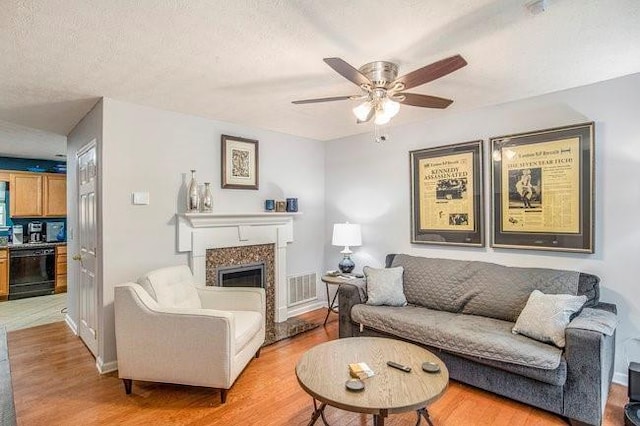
72,254,82,261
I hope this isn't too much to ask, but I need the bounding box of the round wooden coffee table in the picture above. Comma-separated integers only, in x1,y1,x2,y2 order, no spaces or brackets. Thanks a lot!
296,337,449,426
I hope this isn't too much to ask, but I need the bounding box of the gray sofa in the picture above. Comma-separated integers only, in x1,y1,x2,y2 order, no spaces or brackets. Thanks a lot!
338,254,616,426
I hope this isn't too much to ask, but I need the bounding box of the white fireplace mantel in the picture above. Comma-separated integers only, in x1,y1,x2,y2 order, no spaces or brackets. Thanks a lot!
176,212,301,322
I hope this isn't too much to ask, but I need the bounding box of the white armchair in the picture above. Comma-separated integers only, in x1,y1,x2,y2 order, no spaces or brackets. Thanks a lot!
114,265,265,403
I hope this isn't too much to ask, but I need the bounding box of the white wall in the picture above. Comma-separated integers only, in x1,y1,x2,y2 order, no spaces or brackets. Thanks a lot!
325,72,640,382
99,98,325,365
65,99,103,336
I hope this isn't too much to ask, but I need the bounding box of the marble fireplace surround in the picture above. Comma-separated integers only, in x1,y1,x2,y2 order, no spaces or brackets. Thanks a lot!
177,212,297,323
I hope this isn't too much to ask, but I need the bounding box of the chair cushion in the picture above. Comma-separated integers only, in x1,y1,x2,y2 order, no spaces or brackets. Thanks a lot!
137,265,201,309
230,311,262,354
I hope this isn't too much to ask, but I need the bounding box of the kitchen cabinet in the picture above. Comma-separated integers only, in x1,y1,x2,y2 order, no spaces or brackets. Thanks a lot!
55,245,67,293
7,171,66,218
0,249,7,299
9,173,43,217
43,175,66,217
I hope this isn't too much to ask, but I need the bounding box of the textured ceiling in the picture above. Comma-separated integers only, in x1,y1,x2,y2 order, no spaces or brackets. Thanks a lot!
0,119,66,161
1,0,639,147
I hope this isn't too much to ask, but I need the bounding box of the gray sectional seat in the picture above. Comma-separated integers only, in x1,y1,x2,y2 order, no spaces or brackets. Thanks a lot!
338,254,616,426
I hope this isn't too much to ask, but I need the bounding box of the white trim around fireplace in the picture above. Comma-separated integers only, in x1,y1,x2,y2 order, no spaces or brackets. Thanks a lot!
176,212,301,323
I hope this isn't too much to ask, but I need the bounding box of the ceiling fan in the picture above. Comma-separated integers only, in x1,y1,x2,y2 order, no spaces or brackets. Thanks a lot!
292,55,467,125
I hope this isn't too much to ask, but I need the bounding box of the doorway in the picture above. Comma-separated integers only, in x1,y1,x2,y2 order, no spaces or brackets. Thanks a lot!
75,141,98,356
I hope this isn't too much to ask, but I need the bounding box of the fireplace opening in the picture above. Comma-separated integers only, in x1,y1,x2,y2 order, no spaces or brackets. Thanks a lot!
217,262,265,288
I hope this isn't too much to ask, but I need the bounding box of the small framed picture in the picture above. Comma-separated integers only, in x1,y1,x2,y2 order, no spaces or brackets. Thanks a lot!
221,135,259,190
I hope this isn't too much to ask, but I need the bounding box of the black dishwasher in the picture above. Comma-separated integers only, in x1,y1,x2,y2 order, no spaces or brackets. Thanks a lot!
9,247,55,300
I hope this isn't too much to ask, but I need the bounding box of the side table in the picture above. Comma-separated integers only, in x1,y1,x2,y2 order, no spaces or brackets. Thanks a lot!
320,274,363,326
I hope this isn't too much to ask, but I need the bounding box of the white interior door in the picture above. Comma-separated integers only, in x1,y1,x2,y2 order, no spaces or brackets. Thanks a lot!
76,142,98,356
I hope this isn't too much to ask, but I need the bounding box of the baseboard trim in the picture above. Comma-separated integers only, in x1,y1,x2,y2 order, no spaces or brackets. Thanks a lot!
287,301,327,318
64,314,78,335
613,371,628,386
96,358,118,374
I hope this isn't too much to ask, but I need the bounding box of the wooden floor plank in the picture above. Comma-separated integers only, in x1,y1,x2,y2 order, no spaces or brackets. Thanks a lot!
7,310,628,425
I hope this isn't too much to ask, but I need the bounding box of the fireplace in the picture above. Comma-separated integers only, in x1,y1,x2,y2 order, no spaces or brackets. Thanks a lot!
176,212,296,323
206,244,276,342
218,262,265,288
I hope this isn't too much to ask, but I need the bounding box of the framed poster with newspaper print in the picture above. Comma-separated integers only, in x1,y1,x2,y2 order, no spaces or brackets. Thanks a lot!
490,122,594,252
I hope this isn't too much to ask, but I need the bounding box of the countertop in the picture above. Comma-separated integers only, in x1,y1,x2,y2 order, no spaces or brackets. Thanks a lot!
1,242,66,250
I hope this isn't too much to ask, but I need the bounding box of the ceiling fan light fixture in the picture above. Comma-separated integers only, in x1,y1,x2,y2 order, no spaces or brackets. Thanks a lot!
353,101,373,121
382,98,400,118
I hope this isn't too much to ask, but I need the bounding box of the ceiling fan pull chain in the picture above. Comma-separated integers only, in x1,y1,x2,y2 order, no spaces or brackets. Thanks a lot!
374,123,389,144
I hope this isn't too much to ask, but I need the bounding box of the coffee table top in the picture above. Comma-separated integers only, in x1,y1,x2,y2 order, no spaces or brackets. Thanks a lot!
295,337,449,416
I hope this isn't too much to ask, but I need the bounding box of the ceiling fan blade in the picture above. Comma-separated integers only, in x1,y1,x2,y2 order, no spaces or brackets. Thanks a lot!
292,95,353,104
392,55,467,91
399,93,454,109
324,58,372,87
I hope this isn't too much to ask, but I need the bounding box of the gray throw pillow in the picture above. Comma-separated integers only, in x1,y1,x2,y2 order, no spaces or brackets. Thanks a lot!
364,266,407,307
512,289,587,348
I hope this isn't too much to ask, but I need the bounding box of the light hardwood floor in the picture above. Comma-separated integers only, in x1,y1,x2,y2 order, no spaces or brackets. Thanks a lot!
7,309,627,425
0,293,66,332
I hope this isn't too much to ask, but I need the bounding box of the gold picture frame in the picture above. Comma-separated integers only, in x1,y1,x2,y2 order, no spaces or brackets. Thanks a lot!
221,134,259,190
410,140,484,246
490,122,594,252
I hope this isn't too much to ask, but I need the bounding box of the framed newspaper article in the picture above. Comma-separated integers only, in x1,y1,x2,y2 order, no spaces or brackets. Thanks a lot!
410,140,484,246
490,122,594,253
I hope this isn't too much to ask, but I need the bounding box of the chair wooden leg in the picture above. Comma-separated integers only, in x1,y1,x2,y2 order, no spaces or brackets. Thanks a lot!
220,389,227,404
123,379,132,395
255,348,261,358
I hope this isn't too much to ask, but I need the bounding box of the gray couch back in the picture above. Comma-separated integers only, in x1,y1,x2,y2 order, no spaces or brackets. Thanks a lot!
386,254,600,323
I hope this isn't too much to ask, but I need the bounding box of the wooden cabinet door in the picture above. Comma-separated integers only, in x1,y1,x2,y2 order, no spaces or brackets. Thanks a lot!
0,250,7,297
55,245,67,293
9,173,43,217
44,175,67,217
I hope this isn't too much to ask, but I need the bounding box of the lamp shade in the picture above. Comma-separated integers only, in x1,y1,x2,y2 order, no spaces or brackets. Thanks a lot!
332,223,362,247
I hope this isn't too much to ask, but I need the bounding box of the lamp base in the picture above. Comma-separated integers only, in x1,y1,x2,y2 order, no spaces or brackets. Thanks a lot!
338,255,355,274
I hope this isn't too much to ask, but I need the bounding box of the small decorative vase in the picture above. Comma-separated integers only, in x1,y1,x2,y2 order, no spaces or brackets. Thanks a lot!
201,182,213,212
187,170,200,212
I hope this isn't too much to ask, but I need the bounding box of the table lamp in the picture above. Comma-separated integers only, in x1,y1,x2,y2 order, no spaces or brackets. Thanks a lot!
332,222,362,273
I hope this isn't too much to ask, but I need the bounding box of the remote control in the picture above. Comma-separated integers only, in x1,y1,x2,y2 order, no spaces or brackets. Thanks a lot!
387,361,411,372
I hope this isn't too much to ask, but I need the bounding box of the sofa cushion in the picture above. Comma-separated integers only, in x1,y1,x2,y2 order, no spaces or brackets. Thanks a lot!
350,304,564,371
364,266,407,306
137,265,202,309
390,254,580,322
513,290,587,348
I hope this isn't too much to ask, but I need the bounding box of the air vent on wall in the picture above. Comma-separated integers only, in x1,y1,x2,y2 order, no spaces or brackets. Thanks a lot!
288,272,317,307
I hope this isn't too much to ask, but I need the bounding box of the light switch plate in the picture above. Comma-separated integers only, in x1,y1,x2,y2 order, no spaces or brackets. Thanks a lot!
132,192,150,205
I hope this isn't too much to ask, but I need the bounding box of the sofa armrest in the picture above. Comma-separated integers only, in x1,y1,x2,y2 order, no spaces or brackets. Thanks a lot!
593,301,616,315
563,307,616,425
196,286,265,314
338,283,364,338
